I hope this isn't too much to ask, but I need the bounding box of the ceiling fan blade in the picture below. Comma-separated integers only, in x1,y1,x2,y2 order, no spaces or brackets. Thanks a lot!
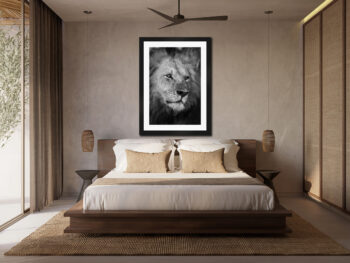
186,16,228,21
159,22,181,29
148,8,175,22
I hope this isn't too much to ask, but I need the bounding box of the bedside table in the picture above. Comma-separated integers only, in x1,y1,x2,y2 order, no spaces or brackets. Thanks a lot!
76,170,99,201
256,170,280,203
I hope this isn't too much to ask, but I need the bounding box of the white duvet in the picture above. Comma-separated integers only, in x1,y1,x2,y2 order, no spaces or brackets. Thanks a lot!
83,170,275,211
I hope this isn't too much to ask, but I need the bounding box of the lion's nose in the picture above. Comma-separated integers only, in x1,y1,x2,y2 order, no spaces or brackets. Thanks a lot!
176,90,189,97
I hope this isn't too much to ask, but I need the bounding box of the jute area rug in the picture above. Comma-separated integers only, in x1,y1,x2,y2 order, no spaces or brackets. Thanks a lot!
5,211,350,256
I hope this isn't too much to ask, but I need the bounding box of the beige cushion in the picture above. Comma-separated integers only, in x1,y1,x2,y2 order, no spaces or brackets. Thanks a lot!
125,150,171,173
177,143,240,172
113,143,175,172
180,148,227,173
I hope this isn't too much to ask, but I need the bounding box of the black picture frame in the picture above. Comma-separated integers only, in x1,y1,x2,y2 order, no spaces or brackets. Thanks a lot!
139,37,212,136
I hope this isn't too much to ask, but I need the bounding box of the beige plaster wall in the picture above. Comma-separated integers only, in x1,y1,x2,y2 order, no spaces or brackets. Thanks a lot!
63,20,303,195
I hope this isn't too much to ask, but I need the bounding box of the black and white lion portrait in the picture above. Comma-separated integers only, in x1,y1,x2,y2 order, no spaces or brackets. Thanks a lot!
149,47,201,125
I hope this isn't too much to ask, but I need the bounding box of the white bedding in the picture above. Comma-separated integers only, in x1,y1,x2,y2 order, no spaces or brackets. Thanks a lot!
83,170,275,211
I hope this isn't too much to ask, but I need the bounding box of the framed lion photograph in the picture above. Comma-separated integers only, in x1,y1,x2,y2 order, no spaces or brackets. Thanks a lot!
139,37,212,136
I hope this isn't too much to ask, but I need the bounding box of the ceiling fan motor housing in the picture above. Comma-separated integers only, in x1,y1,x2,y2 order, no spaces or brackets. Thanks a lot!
174,14,185,20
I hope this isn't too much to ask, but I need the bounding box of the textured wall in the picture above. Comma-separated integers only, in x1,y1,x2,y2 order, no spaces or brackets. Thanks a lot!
63,20,303,196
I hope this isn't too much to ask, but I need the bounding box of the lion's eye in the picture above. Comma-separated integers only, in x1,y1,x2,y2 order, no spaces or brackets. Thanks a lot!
184,76,190,81
165,74,173,79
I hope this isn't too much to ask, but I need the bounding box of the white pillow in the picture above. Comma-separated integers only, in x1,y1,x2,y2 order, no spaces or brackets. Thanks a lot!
116,139,174,145
113,143,175,172
176,138,238,146
177,143,240,172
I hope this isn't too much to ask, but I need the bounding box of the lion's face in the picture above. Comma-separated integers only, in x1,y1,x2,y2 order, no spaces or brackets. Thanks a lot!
150,48,200,117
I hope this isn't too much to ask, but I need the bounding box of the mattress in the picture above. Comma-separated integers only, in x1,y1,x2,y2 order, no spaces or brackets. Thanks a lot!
83,170,275,211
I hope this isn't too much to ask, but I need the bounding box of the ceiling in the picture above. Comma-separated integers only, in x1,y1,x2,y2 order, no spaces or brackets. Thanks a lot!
43,0,324,22
0,0,29,25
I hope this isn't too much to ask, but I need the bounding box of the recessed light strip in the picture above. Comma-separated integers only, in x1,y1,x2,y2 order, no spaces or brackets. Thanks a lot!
302,0,333,24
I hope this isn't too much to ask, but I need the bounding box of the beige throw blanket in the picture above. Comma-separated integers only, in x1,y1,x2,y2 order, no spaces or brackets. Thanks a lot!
92,177,263,186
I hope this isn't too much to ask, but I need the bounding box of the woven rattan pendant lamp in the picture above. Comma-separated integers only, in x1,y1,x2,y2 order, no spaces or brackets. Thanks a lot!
262,10,275,152
81,10,94,152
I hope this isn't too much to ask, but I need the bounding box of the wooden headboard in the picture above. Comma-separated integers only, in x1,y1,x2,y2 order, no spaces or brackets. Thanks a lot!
97,139,256,177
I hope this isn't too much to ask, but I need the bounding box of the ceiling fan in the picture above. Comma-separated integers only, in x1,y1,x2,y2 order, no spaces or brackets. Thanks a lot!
148,0,228,29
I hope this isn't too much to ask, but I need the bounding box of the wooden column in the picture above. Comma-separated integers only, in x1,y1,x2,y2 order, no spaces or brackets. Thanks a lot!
304,15,322,198
321,0,345,208
346,0,350,211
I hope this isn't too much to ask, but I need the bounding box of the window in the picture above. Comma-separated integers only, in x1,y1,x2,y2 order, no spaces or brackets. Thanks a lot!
0,0,30,229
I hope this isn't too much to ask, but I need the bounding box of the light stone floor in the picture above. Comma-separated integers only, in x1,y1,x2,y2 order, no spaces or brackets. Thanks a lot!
0,196,350,263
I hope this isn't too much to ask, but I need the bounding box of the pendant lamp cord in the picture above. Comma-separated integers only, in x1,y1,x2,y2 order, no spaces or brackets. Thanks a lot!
267,12,270,129
85,12,89,129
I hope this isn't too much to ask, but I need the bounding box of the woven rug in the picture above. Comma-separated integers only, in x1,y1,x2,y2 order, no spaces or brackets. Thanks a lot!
5,211,350,256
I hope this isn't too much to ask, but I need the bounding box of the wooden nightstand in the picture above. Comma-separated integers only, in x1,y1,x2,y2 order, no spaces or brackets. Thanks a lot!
75,170,99,201
256,170,280,203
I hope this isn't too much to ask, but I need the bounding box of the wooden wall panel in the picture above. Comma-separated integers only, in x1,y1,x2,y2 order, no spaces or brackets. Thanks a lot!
346,0,350,211
304,16,322,198
322,0,345,208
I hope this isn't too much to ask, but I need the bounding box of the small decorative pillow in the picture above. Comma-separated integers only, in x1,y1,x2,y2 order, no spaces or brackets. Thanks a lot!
180,148,227,173
125,150,172,173
177,142,240,172
113,142,175,172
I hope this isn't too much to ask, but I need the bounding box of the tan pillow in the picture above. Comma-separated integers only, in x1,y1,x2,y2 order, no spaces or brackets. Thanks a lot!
180,148,227,173
125,149,171,173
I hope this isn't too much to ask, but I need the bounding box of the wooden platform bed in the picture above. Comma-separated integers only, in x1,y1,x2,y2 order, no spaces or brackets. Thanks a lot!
64,139,292,234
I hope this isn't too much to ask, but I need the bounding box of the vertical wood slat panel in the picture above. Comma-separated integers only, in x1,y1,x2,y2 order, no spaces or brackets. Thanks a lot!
304,16,322,198
322,0,345,208
346,0,350,211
